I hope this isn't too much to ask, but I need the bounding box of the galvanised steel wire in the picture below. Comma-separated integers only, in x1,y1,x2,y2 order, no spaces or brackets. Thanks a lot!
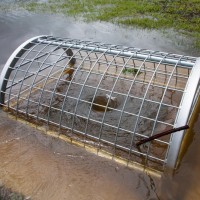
0,35,199,171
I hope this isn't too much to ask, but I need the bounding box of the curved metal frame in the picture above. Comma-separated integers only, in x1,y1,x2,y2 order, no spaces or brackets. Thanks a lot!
0,35,199,170
0,35,46,105
166,58,200,168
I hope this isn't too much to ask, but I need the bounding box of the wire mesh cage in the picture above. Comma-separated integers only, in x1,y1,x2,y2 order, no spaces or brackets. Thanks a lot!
0,35,199,172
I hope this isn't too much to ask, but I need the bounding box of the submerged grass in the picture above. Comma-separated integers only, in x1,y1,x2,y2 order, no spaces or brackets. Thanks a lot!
1,0,200,48
0,185,26,200
122,68,142,76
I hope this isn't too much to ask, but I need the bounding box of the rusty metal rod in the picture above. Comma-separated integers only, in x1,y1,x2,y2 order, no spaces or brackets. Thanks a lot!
136,125,189,146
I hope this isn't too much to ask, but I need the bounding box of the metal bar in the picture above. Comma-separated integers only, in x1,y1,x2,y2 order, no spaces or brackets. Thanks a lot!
23,40,61,116
166,58,200,169
70,45,114,138
144,55,184,168
39,40,73,125
84,47,130,147
6,56,67,90
0,36,46,105
6,89,175,130
127,53,170,162
38,37,195,68
98,49,141,153
58,41,102,131
136,125,189,146
15,40,56,117
5,107,166,164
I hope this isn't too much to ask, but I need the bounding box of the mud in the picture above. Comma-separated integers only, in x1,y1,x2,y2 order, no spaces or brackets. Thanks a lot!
5,58,181,171
0,111,160,200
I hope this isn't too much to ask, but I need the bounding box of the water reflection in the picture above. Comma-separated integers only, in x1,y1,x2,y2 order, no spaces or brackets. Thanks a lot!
0,11,198,72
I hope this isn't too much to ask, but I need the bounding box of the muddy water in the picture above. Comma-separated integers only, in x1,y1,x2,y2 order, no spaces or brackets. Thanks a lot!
9,62,180,171
160,108,200,200
0,111,160,200
0,9,200,200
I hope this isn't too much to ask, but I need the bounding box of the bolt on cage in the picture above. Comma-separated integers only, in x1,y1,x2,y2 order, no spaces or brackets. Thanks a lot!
0,35,199,172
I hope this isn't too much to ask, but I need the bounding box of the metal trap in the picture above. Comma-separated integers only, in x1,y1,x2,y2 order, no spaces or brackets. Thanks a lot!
0,35,199,172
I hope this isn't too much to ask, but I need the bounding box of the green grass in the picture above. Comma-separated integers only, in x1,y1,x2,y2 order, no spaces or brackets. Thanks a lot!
0,185,26,200
122,68,142,76
1,0,200,49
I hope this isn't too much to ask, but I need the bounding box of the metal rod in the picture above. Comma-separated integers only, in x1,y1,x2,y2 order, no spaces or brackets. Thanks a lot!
136,125,189,146
38,38,195,68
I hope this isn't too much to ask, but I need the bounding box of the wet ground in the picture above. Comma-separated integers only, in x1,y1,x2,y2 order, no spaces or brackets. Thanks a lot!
0,111,160,200
0,7,200,200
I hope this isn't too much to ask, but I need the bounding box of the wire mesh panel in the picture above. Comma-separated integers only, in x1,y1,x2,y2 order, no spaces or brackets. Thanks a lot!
0,35,199,172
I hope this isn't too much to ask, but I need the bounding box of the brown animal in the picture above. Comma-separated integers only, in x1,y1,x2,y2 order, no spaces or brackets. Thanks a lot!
63,47,76,81
63,63,75,81
92,95,117,112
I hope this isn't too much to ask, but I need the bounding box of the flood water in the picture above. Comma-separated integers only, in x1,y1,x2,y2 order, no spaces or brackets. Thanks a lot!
1,111,161,200
0,7,200,200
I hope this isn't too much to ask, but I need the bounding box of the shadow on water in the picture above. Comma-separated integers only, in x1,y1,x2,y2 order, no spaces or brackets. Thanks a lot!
0,7,200,200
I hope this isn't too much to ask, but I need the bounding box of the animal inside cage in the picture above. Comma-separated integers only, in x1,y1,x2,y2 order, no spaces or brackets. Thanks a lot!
0,35,199,172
